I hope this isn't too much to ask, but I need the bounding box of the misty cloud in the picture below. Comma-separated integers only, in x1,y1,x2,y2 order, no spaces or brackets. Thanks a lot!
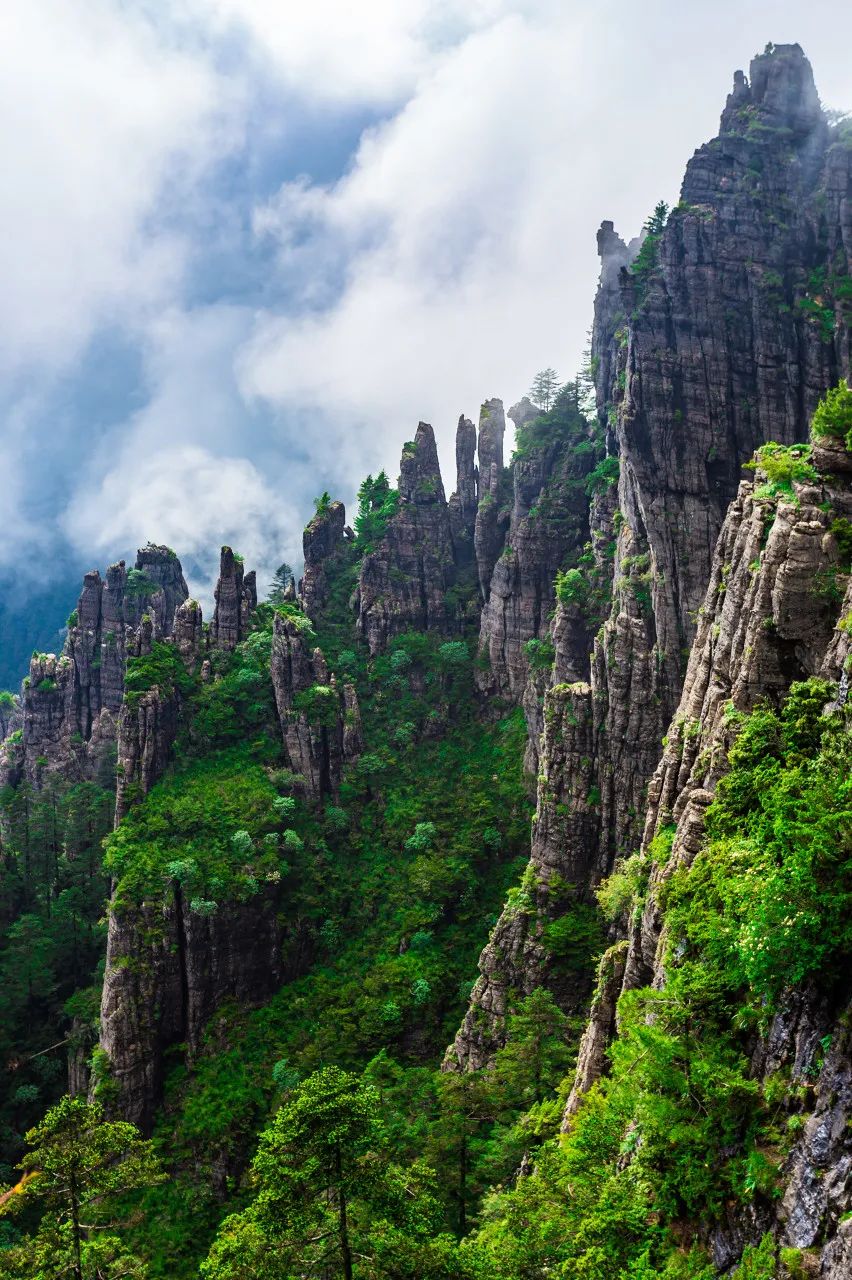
0,0,850,625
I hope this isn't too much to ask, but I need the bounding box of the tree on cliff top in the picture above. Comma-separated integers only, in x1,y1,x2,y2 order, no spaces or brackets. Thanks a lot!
267,563,295,605
528,368,561,411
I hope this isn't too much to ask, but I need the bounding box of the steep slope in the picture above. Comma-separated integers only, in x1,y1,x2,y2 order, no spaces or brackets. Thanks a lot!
451,42,852,1067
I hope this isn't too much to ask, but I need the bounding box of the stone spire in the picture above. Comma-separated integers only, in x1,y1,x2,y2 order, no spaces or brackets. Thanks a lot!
211,547,255,650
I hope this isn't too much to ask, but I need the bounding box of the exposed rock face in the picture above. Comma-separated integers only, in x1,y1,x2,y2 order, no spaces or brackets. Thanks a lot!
0,693,19,740
270,612,361,800
448,416,478,561
586,40,850,866
476,404,594,702
558,443,852,1267
301,500,347,621
561,940,628,1127
99,887,291,1131
4,547,190,788
356,423,458,653
211,547,256,650
133,544,189,636
473,399,508,599
173,599,204,673
449,680,600,1068
453,44,852,1076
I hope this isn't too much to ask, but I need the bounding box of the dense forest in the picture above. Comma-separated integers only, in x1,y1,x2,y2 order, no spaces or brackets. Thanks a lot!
1,41,852,1280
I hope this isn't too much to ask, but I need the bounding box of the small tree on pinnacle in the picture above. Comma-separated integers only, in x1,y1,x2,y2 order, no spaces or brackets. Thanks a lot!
529,368,561,411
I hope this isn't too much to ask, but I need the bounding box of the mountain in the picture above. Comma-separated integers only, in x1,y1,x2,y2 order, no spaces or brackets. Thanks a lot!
0,41,851,1280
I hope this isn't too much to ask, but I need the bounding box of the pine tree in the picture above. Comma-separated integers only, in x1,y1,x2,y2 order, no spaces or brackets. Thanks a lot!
529,368,561,411
0,1096,162,1280
266,562,295,605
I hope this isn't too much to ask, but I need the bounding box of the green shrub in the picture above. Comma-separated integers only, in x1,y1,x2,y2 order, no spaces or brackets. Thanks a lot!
554,567,588,608
585,455,620,496
811,378,852,448
748,441,818,498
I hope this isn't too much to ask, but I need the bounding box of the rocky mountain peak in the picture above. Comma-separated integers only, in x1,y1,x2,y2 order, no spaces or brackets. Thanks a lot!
211,545,256,650
476,398,505,490
399,421,446,505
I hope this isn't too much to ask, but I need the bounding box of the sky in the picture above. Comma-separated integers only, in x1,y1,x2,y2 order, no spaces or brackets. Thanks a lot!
0,0,850,627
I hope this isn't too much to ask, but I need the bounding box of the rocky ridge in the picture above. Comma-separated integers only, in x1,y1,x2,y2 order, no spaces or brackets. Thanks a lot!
450,43,852,1068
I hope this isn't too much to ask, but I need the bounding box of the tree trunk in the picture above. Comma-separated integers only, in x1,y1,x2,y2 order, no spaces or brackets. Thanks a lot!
335,1143,353,1280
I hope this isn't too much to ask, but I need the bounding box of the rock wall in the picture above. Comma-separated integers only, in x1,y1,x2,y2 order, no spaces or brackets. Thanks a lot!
210,546,256,650
451,42,852,1067
4,546,189,787
99,887,294,1131
301,500,348,620
356,422,460,653
270,612,361,801
561,437,852,1269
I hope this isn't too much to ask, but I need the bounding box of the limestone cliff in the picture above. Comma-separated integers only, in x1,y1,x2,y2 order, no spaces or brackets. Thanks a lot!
5,545,189,787
210,546,256,650
561,437,852,1270
270,610,362,801
451,42,852,1069
355,423,459,653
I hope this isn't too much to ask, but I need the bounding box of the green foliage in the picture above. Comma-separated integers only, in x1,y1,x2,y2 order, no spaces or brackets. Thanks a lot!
529,368,561,411
748,441,818,500
201,1068,464,1280
585,454,620,495
265,563,294,605
354,472,400,554
124,642,194,710
0,1096,162,1280
667,681,852,1011
628,201,669,301
810,378,852,449
125,569,159,599
313,491,333,515
554,567,588,608
104,749,282,907
522,637,555,671
0,778,113,1168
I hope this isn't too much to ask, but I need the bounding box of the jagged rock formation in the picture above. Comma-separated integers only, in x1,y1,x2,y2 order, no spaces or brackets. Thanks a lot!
301,500,347,620
447,415,478,559
0,692,19,740
449,678,600,1068
588,40,850,860
210,546,256,649
99,888,291,1131
270,612,362,800
356,423,459,653
560,439,852,1267
473,399,509,599
452,42,852,1069
476,398,594,702
3,546,190,787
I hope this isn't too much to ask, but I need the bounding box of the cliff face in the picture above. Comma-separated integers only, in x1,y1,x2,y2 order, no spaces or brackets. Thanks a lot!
99,888,290,1132
4,545,189,788
477,397,595,703
210,547,256,650
270,611,362,801
451,42,852,1067
589,40,850,860
300,500,348,620
356,423,458,653
560,435,852,1268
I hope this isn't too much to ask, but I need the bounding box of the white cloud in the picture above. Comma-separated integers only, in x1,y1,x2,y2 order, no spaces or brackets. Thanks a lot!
0,1,226,374
62,441,299,612
3,0,852,618
187,0,527,107
236,1,852,486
